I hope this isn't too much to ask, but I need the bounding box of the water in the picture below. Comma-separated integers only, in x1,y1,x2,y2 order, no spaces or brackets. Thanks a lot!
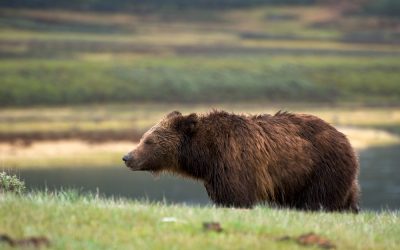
18,168,210,205
358,145,400,210
16,145,400,211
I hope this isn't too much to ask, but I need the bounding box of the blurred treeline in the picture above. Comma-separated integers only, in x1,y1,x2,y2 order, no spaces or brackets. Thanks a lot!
2,0,315,10
1,0,399,16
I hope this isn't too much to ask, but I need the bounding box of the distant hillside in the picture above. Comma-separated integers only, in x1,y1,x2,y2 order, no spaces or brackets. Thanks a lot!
0,0,315,11
0,5,399,107
1,0,398,17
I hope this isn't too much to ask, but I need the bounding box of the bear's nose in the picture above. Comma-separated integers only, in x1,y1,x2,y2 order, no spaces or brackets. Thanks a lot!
122,154,131,162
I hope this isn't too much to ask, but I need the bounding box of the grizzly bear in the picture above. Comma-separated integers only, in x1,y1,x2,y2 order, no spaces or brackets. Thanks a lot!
123,110,360,212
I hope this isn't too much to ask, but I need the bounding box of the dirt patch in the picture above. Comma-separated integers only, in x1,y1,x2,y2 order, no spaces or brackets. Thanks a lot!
338,126,400,149
0,234,50,248
0,140,136,159
278,232,335,249
203,222,223,233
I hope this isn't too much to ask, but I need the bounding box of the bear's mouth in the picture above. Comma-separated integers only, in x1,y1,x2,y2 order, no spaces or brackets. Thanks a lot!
124,159,147,171
125,162,141,171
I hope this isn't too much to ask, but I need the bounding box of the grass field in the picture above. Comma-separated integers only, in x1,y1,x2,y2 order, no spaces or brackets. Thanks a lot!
0,7,399,106
0,190,399,250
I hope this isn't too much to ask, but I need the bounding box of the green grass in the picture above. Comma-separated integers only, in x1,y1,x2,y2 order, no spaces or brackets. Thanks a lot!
0,7,399,106
0,190,399,250
1,55,399,105
1,54,399,106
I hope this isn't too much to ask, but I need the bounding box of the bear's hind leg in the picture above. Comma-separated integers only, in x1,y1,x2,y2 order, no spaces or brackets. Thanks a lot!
343,181,360,213
294,177,353,212
296,180,360,213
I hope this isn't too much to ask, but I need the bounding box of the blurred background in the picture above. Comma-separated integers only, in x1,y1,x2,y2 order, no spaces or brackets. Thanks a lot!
0,0,399,210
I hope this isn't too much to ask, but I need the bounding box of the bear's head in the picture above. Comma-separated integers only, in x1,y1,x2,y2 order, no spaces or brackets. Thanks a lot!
122,111,198,173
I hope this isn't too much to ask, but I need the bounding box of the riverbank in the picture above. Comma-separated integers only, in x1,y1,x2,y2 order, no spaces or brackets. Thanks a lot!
2,104,400,169
0,190,398,250
2,104,400,144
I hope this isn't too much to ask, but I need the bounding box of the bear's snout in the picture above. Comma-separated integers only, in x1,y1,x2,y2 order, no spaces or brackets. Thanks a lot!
122,154,132,163
122,153,141,170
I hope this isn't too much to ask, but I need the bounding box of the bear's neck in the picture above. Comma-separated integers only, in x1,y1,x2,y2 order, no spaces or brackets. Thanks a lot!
177,134,213,181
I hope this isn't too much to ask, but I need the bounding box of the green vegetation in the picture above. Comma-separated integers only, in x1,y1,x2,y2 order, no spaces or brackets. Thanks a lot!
0,6,399,106
0,190,399,250
0,171,25,194
1,56,399,106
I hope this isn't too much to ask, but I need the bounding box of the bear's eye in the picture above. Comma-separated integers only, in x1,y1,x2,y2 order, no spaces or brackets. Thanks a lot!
144,139,155,145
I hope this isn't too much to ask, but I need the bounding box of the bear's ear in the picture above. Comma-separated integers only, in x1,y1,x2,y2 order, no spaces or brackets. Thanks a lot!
166,110,182,118
174,113,198,136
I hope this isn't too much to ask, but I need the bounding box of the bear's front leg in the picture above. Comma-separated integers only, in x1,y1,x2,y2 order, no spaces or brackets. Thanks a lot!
204,181,255,208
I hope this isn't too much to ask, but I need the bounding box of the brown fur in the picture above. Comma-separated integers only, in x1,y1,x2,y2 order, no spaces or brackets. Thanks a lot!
123,110,360,212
